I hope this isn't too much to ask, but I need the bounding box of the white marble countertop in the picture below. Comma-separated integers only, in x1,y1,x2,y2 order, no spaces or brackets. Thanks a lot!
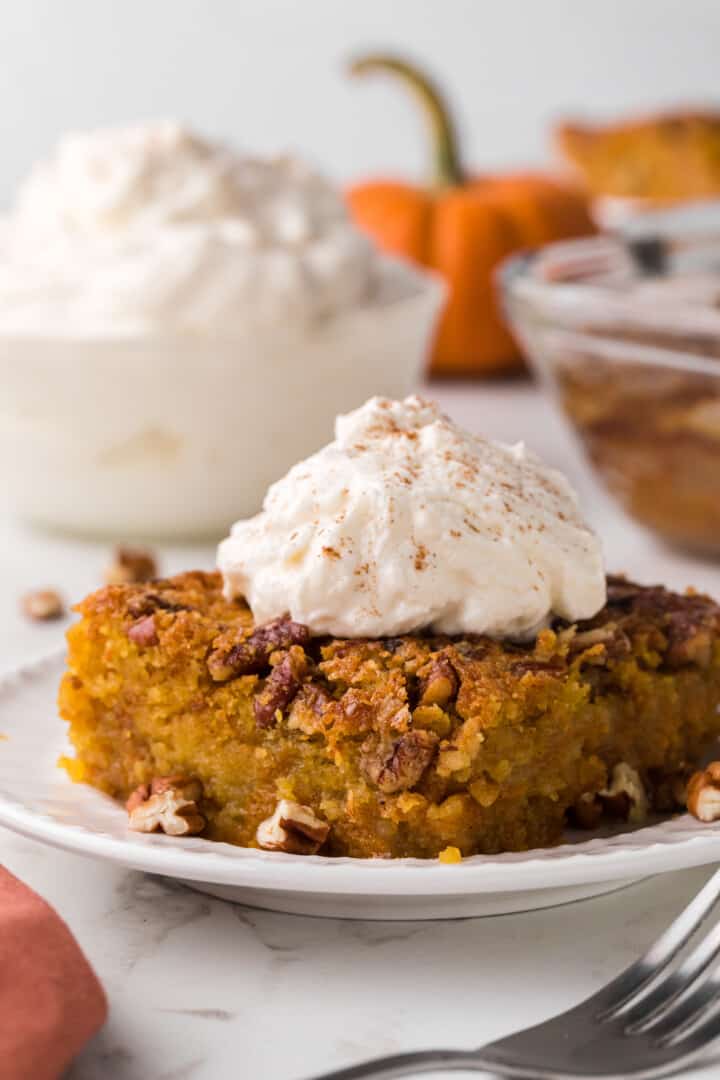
2,381,720,1080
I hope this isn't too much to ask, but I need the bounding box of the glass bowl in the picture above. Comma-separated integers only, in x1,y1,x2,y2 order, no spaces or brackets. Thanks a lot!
501,225,720,556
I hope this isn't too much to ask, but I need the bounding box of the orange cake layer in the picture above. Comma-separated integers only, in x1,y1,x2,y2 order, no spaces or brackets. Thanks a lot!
59,571,720,858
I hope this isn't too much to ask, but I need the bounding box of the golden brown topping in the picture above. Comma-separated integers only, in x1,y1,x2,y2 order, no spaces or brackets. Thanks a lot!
360,729,438,793
287,683,334,733
666,624,714,669
687,762,720,823
255,799,329,854
606,576,643,606
253,646,309,728
412,703,453,738
419,654,458,706
208,615,311,682
127,614,158,647
572,576,720,672
332,688,376,734
104,546,158,586
126,591,188,618
20,588,65,622
565,623,631,659
126,776,205,836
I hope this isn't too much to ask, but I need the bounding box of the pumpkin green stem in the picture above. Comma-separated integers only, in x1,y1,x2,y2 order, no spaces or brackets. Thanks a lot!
349,54,464,188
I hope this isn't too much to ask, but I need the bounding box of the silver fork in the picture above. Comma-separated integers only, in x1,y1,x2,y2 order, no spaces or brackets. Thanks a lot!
306,868,720,1079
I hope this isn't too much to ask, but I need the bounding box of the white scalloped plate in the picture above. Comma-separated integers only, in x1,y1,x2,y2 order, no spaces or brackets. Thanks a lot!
1,653,720,919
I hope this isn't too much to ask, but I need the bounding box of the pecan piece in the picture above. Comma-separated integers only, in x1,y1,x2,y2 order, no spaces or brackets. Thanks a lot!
208,615,311,682
253,646,309,728
126,776,205,836
126,783,150,813
599,762,648,824
127,614,158,647
419,655,458,707
608,581,720,670
287,683,333,733
20,588,65,622
104,546,157,586
665,621,714,669
361,730,438,793
256,799,329,854
512,657,563,677
571,763,649,829
126,592,188,618
296,682,333,714
606,576,643,606
382,637,407,656
340,689,375,726
566,624,631,660
687,762,720,822
570,792,604,830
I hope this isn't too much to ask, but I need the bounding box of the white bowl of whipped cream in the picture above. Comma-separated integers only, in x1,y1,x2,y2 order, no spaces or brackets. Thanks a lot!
0,123,444,539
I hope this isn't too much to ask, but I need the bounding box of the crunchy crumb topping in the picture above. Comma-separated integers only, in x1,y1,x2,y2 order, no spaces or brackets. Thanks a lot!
61,568,720,858
208,615,310,682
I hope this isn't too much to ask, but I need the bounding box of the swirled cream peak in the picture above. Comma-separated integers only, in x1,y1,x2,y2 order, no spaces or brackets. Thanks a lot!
218,396,606,639
0,122,374,332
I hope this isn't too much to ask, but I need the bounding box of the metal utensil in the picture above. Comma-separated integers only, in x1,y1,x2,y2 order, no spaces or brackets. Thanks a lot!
307,868,720,1079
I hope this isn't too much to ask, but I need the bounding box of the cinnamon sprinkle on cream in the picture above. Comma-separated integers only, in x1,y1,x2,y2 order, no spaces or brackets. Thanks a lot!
218,395,606,639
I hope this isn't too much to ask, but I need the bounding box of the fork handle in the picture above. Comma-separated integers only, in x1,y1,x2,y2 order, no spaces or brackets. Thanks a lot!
305,1049,494,1079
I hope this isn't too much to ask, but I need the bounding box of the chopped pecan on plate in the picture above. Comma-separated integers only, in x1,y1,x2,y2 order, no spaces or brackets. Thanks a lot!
126,776,206,836
571,762,648,828
598,762,648,824
20,588,65,622
687,762,720,823
256,799,329,854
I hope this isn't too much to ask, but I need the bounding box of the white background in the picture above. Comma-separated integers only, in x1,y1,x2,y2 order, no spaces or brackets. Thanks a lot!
0,0,717,201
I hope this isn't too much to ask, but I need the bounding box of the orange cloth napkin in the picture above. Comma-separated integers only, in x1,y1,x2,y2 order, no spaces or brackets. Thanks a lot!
0,865,108,1080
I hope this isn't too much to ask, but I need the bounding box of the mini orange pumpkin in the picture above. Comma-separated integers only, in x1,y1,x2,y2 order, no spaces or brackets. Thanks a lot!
347,55,595,377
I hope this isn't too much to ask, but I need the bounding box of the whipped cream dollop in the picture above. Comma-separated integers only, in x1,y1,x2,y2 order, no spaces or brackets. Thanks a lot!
218,396,606,639
0,122,375,333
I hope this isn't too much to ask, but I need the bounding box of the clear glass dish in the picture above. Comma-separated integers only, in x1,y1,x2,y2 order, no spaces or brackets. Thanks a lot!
501,212,720,557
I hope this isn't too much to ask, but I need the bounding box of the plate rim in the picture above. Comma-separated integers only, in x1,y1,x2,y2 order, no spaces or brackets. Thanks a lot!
1,651,720,897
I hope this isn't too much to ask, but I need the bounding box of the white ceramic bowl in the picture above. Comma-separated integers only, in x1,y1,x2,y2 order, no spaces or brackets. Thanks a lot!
0,259,444,540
